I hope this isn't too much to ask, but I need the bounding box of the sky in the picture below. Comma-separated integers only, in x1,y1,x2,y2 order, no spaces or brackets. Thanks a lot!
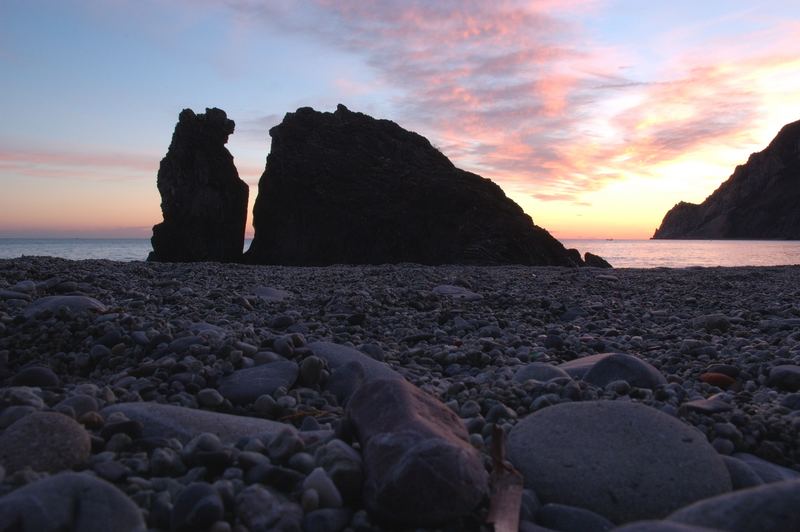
2,0,800,240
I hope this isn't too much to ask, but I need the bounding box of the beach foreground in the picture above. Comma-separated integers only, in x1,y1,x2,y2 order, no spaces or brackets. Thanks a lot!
0,257,799,531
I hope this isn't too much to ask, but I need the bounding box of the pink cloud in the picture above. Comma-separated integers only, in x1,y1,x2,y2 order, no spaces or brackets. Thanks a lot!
0,147,157,181
222,1,800,202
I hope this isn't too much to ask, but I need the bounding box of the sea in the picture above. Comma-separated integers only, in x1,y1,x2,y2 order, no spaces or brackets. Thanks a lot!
0,238,799,268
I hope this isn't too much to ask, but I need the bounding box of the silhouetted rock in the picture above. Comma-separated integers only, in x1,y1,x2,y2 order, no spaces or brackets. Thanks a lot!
653,119,800,239
246,105,581,266
584,252,612,268
149,108,248,262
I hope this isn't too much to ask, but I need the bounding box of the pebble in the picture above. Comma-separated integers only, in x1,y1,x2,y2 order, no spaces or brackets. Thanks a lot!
11,366,60,387
267,428,305,462
431,284,482,300
23,295,107,318
767,365,800,391
314,439,363,503
300,355,325,387
171,482,225,531
303,467,343,508
197,388,225,407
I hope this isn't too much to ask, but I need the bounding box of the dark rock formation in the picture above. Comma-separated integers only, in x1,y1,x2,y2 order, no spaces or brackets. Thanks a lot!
245,104,581,266
149,108,248,262
653,120,800,239
584,252,613,268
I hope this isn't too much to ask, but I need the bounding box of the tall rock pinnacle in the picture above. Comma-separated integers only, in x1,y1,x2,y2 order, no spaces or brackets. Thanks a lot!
149,108,249,262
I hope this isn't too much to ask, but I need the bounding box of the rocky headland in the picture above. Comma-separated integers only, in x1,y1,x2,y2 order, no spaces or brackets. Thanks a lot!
149,108,249,263
653,119,800,239
1,257,799,531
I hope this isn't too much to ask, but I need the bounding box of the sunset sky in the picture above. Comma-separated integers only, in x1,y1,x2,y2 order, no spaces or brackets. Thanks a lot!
2,0,800,239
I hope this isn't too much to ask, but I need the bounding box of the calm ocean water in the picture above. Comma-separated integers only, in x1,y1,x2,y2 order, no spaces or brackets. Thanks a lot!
0,238,799,268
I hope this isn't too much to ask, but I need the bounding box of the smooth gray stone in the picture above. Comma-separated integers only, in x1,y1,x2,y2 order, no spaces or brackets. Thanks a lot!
557,353,630,379
612,521,721,531
508,401,731,524
536,503,614,531
0,289,31,301
668,479,800,532
690,314,731,332
680,397,733,415
252,286,293,301
731,453,800,484
326,360,366,405
309,342,401,382
56,394,99,417
514,363,571,384
23,295,107,318
347,378,488,526
236,484,303,531
314,439,364,503
171,482,224,531
218,360,299,405
11,366,59,387
303,508,352,532
721,456,764,490
101,402,297,444
431,284,482,300
768,365,800,391
0,412,90,473
0,472,145,531
558,353,666,389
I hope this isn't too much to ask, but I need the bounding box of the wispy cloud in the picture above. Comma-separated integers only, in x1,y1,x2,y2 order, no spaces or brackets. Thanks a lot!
0,147,157,181
221,0,800,203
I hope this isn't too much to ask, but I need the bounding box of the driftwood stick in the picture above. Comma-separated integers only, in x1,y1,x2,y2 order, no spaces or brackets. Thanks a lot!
486,425,524,532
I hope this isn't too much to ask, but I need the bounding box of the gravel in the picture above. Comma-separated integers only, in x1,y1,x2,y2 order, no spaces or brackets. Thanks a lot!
0,257,799,530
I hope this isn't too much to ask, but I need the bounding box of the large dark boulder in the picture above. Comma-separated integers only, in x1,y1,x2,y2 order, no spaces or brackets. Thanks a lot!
149,108,249,262
346,378,489,526
653,119,800,239
245,104,580,266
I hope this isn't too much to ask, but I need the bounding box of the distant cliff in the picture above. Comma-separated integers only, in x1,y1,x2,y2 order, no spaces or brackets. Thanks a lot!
653,119,800,239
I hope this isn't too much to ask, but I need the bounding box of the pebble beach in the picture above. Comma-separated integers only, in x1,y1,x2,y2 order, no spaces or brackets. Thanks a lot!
1,256,799,531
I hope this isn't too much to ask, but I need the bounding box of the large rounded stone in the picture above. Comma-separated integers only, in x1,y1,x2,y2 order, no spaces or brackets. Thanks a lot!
0,472,145,531
309,342,401,382
218,360,299,405
101,402,306,444
0,412,90,473
507,401,731,524
23,295,107,318
668,479,800,532
559,353,666,389
768,365,800,391
513,362,571,384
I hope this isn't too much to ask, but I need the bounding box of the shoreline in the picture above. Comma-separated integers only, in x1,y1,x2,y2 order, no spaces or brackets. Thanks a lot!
1,257,799,530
